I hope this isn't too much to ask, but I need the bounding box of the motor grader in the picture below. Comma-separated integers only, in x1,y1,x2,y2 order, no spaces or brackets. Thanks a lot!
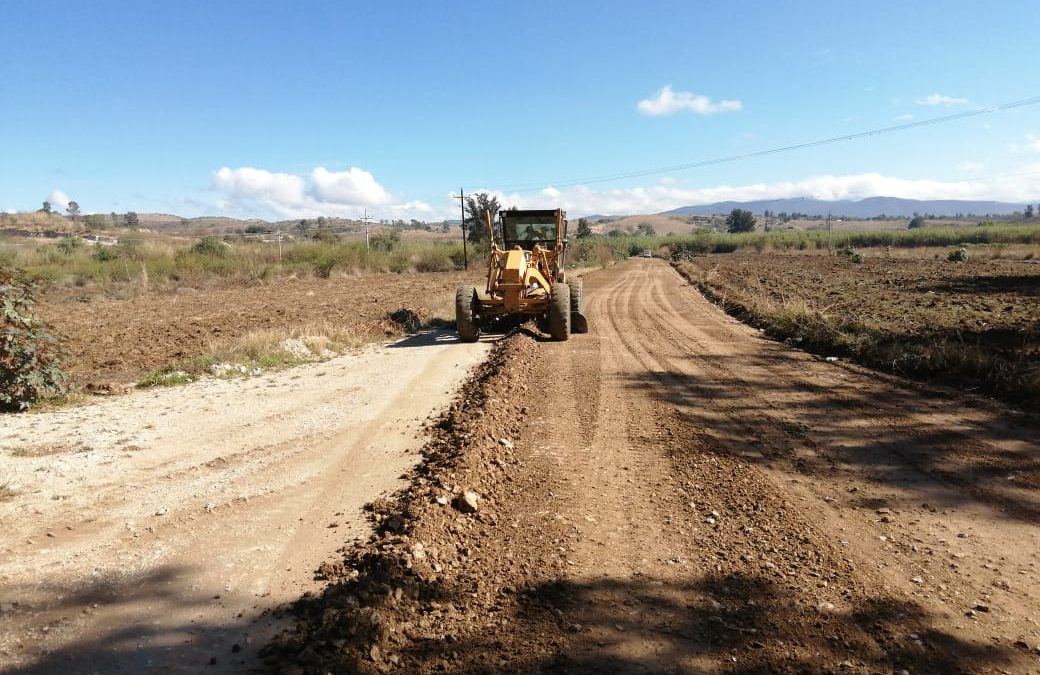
456,208,588,342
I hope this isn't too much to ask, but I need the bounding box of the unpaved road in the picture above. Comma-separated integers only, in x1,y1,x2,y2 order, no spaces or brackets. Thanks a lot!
0,331,491,673
270,258,1040,674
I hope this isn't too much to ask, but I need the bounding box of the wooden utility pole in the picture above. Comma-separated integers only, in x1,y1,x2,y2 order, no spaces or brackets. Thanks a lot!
361,209,373,250
451,188,468,269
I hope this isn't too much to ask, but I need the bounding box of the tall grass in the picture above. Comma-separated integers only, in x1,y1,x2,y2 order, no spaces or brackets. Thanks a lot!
662,222,1040,258
0,234,470,290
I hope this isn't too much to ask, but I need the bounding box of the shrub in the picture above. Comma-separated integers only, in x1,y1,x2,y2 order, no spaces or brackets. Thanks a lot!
92,246,119,262
191,236,228,257
414,248,453,272
57,237,82,256
370,230,401,252
948,247,968,262
1,268,68,410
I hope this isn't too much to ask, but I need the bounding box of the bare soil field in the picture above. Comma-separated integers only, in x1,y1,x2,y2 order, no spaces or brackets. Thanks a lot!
675,254,1040,409
35,271,482,386
265,259,1040,674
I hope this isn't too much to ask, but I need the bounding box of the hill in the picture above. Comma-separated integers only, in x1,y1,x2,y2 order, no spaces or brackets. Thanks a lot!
661,197,1027,218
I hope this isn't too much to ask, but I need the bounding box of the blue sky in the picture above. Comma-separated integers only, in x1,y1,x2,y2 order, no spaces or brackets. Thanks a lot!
2,0,1038,219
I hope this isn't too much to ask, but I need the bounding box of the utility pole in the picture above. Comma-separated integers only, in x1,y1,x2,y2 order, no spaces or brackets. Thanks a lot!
826,212,833,254
451,188,468,269
361,209,373,250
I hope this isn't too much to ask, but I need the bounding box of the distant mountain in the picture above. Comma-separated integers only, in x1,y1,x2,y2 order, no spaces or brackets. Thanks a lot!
661,197,1028,218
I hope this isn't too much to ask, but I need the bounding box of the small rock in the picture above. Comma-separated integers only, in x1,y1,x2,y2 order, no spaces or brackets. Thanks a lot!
1013,640,1030,650
409,543,426,560
0,603,14,613
434,496,449,506
910,576,924,584
974,603,990,612
818,601,836,613
876,508,892,515
369,644,381,662
992,578,1011,590
455,491,480,514
498,438,514,449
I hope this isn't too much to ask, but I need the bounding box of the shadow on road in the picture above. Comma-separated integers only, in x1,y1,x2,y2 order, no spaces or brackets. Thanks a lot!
623,352,1040,523
2,565,285,674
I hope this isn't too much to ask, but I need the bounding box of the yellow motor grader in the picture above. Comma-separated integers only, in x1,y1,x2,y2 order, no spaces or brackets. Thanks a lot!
456,208,588,342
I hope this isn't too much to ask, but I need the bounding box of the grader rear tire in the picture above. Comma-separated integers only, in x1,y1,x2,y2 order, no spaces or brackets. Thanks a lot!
549,283,571,341
455,287,480,343
569,278,588,334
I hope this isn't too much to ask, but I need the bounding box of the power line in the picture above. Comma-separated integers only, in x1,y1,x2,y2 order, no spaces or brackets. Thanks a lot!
473,95,1040,194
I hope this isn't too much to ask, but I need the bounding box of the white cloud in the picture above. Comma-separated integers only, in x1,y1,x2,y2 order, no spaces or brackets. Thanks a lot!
212,166,430,220
915,93,968,106
47,189,71,210
213,167,307,209
894,113,914,121
1007,133,1040,154
637,85,742,117
470,167,1040,217
310,166,391,206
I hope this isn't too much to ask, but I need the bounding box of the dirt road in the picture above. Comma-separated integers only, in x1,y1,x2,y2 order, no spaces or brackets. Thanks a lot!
271,258,1040,673
0,331,491,673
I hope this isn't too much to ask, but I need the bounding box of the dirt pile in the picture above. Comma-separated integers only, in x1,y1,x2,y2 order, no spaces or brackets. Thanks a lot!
261,332,569,673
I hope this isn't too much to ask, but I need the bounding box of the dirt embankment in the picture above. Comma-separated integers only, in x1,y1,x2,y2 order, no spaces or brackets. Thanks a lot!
675,254,1040,409
264,259,1040,674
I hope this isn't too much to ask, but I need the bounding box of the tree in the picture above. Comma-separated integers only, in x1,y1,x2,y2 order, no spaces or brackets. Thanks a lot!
1026,204,1035,219
41,201,52,214
725,208,756,233
907,216,926,229
123,211,139,229
635,222,657,236
464,192,501,243
575,217,593,238
66,201,80,225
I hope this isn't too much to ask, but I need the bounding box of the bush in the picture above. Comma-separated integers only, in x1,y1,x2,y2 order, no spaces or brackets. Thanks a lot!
414,248,453,272
1,268,68,410
370,230,401,252
57,237,82,256
191,236,228,257
92,246,119,262
948,247,968,262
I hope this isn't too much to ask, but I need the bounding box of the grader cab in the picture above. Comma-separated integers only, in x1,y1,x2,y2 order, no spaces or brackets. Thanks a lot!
456,208,588,342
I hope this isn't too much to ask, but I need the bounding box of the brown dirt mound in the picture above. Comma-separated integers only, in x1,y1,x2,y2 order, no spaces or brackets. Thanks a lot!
261,331,569,673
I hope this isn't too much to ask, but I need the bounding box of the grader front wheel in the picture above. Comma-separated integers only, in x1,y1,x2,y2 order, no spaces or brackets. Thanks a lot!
455,287,480,343
549,283,571,341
